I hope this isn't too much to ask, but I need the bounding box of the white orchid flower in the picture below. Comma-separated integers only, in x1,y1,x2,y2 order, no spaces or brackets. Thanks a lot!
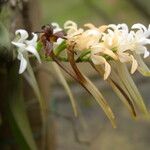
64,21,84,47
101,24,138,74
11,29,41,74
130,23,150,58
63,21,149,76
65,21,104,51
74,28,102,50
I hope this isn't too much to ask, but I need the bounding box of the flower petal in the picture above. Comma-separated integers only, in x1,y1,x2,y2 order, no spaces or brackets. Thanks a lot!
17,52,27,74
84,23,96,29
91,55,111,79
131,23,147,32
25,46,41,63
144,50,149,58
135,46,149,58
52,22,62,33
16,29,29,41
91,44,117,60
64,20,77,30
56,38,64,45
130,55,138,74
26,33,38,47
117,23,128,32
133,53,150,76
118,52,130,63
11,41,26,48
102,48,117,60
99,25,108,32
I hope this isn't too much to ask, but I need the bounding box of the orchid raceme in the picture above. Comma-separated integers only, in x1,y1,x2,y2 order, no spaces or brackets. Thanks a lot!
64,21,149,78
11,21,150,126
12,29,41,74
11,22,150,76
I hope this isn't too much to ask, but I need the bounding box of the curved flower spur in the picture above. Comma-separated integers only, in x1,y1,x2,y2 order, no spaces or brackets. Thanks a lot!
11,21,150,127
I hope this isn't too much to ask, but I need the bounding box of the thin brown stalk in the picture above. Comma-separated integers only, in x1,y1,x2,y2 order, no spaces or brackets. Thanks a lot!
91,62,137,118
66,45,116,127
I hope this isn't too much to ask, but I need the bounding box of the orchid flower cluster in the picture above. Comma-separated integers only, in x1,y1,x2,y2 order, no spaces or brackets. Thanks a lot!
64,21,150,79
11,21,150,127
12,21,150,78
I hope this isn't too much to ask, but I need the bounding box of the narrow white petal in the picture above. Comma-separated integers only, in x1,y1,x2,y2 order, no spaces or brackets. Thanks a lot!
17,52,27,74
26,33,38,47
91,55,102,65
31,33,38,43
102,48,117,60
84,23,96,29
138,38,150,45
135,46,147,55
103,60,111,80
25,46,41,63
132,23,147,32
91,44,103,54
144,49,150,58
92,44,117,60
118,52,130,63
108,24,117,30
16,29,29,41
85,29,100,36
135,46,149,58
11,41,26,48
56,38,64,45
64,20,77,30
134,53,150,76
130,55,138,74
52,22,62,33
118,23,128,32
91,55,111,79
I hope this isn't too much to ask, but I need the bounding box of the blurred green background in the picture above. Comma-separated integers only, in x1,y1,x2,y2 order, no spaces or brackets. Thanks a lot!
40,0,149,25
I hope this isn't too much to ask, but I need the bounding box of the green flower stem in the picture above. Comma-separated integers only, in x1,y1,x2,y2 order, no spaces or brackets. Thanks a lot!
42,55,90,63
53,41,67,56
76,49,91,62
57,56,68,62
36,40,110,63
38,43,91,63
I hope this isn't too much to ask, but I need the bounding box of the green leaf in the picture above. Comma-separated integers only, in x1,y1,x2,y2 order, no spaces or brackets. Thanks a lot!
93,64,137,118
23,57,47,149
82,74,116,128
53,41,67,56
117,63,148,115
52,62,78,117
36,41,43,52
76,49,91,62
7,61,37,150
23,57,47,113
